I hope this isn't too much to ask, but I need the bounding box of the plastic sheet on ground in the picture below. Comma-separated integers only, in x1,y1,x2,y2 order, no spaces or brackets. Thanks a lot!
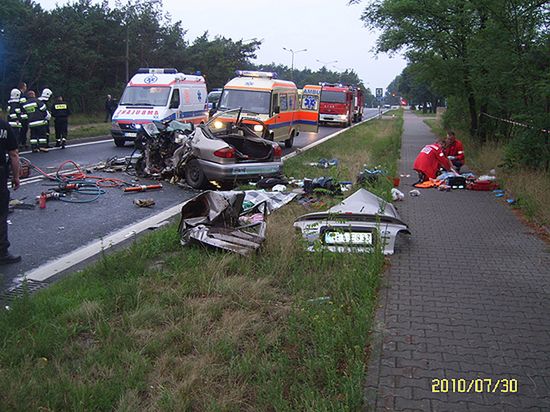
294,188,410,255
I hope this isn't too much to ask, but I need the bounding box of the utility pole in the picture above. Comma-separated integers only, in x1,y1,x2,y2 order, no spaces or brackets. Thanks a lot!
283,47,307,81
125,24,129,83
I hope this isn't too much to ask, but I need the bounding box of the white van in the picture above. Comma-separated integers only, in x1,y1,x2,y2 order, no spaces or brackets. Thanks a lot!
111,68,208,146
216,70,321,148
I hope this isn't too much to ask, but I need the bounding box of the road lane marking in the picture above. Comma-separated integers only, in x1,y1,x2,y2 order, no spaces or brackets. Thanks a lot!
18,138,111,155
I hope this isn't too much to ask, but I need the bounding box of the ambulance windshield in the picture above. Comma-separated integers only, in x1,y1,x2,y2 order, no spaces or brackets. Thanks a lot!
120,86,171,107
218,90,270,114
321,91,347,104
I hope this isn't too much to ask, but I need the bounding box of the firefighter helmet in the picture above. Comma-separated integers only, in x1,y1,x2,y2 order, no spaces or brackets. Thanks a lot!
40,88,53,100
10,89,21,99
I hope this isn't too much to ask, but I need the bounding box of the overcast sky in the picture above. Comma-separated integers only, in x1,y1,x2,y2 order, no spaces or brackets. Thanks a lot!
38,0,407,92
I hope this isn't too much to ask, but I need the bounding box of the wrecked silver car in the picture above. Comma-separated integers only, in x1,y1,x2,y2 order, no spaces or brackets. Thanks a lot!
293,188,410,255
136,108,283,189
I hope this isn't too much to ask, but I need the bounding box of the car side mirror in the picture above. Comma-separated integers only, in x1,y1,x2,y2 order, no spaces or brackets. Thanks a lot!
273,106,280,114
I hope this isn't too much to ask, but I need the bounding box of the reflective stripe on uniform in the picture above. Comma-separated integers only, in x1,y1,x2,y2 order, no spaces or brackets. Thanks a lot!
54,104,67,110
38,138,48,143
29,120,47,127
8,122,21,128
30,139,38,144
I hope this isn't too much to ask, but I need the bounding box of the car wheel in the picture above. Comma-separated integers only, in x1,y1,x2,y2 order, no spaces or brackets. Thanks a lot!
284,132,294,148
114,138,125,147
185,159,207,189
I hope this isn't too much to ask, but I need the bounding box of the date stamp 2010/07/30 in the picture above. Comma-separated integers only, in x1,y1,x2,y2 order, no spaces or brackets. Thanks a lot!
431,378,518,393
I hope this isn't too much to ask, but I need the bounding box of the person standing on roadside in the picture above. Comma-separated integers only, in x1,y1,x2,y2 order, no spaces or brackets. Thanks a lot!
443,131,465,172
38,88,53,148
0,118,21,264
105,94,115,122
23,90,50,152
6,89,25,148
17,82,29,149
51,96,71,149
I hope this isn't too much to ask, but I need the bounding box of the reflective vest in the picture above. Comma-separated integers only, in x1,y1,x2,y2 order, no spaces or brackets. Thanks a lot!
23,98,48,128
413,144,452,179
52,101,71,119
7,98,23,128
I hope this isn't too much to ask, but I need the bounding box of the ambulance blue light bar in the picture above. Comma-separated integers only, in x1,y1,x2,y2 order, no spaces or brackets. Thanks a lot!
235,70,278,79
136,68,178,74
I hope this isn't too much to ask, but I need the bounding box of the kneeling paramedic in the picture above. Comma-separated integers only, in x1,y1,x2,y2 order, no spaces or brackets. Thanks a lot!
443,131,465,171
413,140,455,185
51,96,71,148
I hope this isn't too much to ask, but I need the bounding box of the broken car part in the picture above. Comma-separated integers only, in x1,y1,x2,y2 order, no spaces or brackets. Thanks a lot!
293,188,410,255
178,191,267,255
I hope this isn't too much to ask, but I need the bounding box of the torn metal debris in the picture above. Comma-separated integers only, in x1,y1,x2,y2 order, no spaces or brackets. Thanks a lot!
178,191,267,255
293,188,410,255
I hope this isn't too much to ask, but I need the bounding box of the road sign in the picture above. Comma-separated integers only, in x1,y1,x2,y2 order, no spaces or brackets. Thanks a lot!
376,88,383,98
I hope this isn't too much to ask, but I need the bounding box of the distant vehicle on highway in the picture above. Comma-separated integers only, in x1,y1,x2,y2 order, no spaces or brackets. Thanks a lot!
111,68,208,147
207,88,222,116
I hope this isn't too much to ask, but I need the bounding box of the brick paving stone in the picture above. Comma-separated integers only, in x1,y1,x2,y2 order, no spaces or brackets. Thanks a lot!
363,112,550,411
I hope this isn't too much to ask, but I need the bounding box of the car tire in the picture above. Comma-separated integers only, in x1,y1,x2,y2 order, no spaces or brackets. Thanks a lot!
114,138,125,147
185,159,207,189
284,132,294,148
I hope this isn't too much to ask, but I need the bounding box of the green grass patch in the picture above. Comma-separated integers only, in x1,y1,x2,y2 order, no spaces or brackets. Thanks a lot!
0,114,403,410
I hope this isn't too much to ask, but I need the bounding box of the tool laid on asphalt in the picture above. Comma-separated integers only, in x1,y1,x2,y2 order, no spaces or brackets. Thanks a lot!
123,184,163,193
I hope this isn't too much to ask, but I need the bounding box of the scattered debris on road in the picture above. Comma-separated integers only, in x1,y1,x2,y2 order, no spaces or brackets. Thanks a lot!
133,198,156,208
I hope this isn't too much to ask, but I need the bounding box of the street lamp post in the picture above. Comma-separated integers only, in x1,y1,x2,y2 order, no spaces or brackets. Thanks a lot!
282,47,307,81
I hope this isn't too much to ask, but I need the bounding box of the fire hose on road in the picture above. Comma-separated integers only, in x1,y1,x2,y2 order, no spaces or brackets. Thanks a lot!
19,158,159,205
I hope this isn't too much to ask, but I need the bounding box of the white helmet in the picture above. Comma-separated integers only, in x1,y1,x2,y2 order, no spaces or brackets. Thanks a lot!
40,88,53,100
10,88,21,99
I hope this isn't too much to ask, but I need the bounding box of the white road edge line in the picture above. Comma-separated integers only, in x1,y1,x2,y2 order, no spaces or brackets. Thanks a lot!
18,137,111,156
24,203,181,282
22,113,383,283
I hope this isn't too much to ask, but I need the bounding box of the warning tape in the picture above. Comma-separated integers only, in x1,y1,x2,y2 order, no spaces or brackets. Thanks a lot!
481,112,549,134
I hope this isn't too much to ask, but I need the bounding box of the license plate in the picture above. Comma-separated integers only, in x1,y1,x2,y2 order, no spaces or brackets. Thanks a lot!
125,132,137,137
324,231,372,245
233,166,279,175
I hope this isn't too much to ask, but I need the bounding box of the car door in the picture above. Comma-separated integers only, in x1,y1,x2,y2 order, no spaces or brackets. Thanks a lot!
297,84,321,133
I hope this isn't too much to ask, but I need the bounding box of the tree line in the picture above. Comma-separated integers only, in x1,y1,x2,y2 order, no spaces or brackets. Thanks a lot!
0,0,373,113
354,0,549,169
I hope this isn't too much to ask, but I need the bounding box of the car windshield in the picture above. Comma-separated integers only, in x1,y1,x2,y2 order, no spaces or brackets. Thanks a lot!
208,91,222,103
218,89,271,114
119,86,171,106
321,91,347,103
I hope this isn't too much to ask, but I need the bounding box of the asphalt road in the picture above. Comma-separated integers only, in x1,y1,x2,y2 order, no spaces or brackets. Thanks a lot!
0,109,380,293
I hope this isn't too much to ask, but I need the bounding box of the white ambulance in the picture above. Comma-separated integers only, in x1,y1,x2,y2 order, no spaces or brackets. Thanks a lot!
111,68,208,147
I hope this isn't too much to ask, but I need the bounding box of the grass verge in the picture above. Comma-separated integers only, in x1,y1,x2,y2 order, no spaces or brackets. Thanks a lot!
425,119,550,227
0,114,403,411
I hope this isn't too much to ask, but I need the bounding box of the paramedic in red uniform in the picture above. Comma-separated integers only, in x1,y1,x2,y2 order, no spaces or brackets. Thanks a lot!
413,141,454,184
443,131,465,171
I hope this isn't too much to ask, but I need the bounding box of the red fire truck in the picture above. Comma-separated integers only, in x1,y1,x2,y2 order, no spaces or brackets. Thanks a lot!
319,83,364,127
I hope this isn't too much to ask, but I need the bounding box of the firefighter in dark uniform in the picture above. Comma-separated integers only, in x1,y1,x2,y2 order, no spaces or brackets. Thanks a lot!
22,90,50,152
17,82,29,148
0,119,21,264
51,96,71,148
7,89,25,148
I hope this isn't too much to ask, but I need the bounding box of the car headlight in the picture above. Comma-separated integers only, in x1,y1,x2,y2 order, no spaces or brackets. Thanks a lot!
253,124,264,132
213,120,224,129
132,123,142,130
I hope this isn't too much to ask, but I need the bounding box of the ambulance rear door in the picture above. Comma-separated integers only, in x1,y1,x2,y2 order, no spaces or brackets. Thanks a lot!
297,85,321,134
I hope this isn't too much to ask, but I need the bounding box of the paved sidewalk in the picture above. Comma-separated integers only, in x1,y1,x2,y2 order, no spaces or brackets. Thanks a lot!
365,112,550,411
